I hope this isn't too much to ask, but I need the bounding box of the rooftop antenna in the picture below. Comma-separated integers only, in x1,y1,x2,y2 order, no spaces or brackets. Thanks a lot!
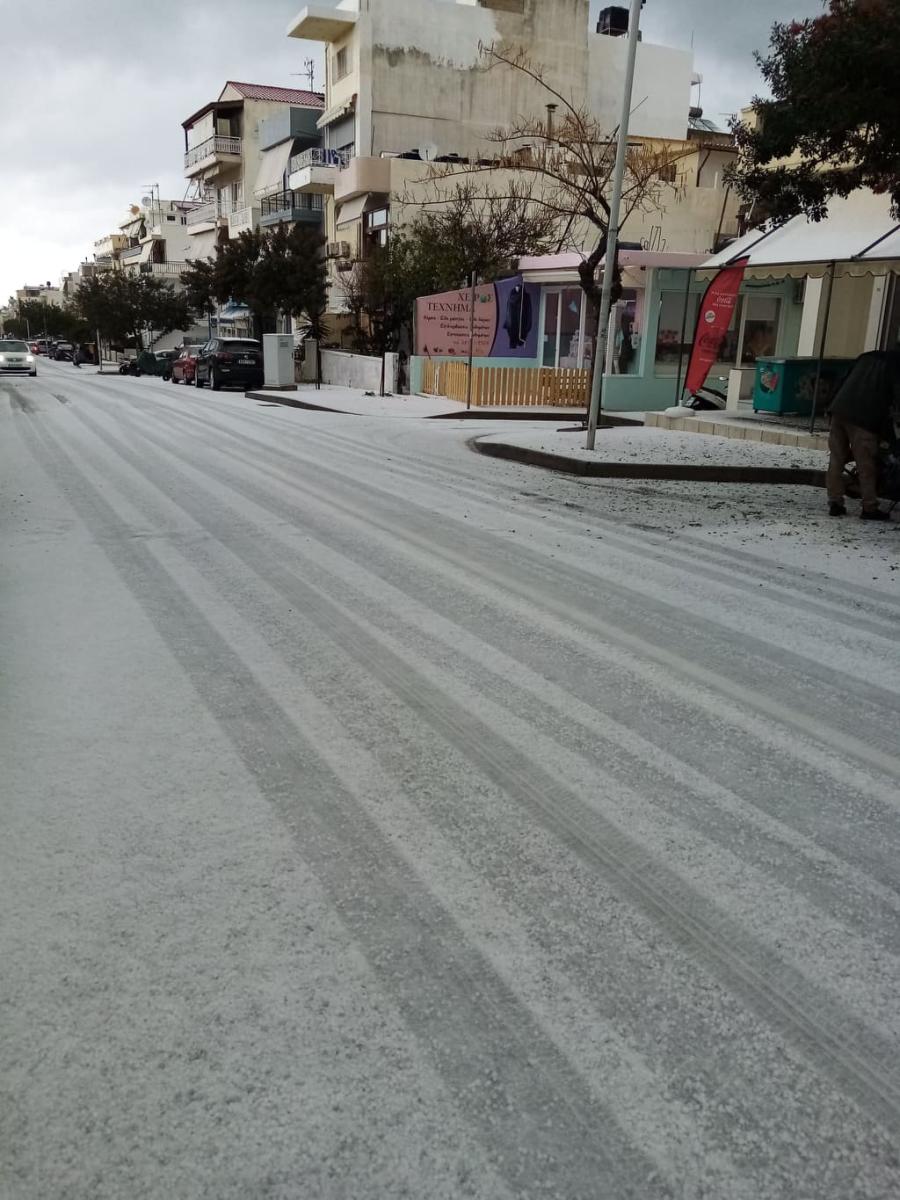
291,58,316,91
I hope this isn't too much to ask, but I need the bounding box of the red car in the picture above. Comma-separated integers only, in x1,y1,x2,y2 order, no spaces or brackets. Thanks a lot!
170,347,199,384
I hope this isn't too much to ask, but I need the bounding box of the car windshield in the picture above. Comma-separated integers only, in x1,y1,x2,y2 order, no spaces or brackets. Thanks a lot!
224,341,261,352
0,340,29,352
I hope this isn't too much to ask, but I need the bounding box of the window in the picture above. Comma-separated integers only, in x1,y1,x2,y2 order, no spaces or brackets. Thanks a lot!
334,46,349,81
657,163,678,184
740,295,781,365
542,288,593,369
655,291,700,376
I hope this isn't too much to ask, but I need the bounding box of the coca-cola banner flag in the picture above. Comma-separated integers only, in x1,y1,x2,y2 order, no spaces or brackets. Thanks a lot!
684,257,749,396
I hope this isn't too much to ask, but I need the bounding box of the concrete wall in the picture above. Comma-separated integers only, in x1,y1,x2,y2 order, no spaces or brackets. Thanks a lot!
589,37,692,141
302,346,400,391
333,0,690,161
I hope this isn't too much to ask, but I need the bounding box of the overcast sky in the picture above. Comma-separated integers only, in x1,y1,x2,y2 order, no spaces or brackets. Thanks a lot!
0,0,823,305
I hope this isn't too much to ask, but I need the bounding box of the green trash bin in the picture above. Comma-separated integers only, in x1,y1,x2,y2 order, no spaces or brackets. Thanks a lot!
753,357,854,416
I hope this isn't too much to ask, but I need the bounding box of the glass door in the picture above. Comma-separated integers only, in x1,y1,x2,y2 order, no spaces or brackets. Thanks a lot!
542,288,585,368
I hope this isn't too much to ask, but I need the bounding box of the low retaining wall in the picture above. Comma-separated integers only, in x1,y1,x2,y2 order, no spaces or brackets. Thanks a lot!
301,345,398,392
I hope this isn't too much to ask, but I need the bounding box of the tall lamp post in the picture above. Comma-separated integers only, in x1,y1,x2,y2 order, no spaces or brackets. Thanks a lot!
586,0,644,450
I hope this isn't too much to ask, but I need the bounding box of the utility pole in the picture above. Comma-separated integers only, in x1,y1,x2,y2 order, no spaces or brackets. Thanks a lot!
586,0,643,449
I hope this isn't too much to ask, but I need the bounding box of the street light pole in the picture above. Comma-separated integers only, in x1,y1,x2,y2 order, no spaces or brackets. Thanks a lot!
586,0,643,450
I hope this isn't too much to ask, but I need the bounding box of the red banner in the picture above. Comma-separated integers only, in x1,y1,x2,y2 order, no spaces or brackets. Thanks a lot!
684,257,749,396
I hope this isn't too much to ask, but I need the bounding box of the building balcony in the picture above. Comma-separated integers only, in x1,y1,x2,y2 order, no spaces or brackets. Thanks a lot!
119,244,145,261
94,234,127,257
227,206,261,237
259,190,325,227
140,261,188,277
287,5,357,43
185,200,225,231
288,147,349,194
184,134,242,178
333,155,392,204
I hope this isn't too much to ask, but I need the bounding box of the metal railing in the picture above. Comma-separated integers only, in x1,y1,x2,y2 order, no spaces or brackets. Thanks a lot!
142,262,188,276
184,135,242,169
289,146,350,175
119,244,144,260
259,190,325,218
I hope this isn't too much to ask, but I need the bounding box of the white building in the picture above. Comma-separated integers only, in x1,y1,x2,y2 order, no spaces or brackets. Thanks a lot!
286,0,739,314
181,80,325,261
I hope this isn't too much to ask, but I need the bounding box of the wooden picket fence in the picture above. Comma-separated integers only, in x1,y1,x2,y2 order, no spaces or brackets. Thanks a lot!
421,360,590,408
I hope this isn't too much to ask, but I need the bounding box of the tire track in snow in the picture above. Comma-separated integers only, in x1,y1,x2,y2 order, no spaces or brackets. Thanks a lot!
57,401,900,1145
81,399,900,896
19,395,673,1200
99,396,900,778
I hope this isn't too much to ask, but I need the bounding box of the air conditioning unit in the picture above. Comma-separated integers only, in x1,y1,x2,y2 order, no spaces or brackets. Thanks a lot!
326,240,351,259
335,258,354,272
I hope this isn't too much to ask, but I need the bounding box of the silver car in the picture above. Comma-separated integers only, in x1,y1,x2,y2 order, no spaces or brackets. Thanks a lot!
0,338,37,375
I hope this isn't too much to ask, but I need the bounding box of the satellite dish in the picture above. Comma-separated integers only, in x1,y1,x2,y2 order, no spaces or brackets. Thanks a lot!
141,195,152,207
419,142,439,162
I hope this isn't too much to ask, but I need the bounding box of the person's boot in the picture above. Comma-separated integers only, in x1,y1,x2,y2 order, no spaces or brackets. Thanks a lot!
860,508,890,521
828,501,846,517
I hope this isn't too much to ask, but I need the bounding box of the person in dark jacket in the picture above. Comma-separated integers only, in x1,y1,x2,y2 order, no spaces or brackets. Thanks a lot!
826,350,900,520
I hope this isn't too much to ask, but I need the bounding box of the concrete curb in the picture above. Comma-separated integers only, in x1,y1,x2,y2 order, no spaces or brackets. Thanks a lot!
245,390,355,414
470,436,827,487
244,390,640,423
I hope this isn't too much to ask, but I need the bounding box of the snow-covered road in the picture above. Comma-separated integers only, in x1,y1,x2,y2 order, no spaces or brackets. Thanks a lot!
3,362,900,1199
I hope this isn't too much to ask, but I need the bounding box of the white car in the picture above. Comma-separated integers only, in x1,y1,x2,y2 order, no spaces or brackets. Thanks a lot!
0,338,37,376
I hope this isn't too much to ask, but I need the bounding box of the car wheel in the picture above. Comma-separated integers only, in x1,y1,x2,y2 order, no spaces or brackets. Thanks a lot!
171,372,179,384
196,370,204,388
30,370,37,377
210,368,220,391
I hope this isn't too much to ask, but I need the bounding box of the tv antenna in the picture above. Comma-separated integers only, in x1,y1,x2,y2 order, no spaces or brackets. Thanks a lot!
292,58,316,91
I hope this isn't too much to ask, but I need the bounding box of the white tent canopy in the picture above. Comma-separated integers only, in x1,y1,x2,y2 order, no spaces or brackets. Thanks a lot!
703,191,900,277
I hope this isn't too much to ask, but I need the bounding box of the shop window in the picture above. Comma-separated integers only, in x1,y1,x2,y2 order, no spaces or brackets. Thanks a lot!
654,291,700,376
740,295,781,364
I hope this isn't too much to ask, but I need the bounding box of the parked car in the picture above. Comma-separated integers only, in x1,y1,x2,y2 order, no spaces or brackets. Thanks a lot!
154,349,179,380
170,347,199,385
195,338,263,390
0,338,37,375
53,342,74,361
119,356,141,376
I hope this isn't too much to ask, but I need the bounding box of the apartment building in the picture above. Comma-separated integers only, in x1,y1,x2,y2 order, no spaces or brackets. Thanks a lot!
15,283,63,308
287,0,740,312
181,81,325,260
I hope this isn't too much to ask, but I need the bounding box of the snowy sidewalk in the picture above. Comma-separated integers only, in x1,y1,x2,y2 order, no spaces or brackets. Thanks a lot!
474,424,830,483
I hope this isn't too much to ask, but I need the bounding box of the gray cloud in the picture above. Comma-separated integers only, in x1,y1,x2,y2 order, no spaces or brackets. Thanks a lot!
0,0,823,303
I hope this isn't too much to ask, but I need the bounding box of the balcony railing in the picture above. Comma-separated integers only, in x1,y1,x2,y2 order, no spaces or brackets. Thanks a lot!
260,190,325,219
228,206,260,236
184,135,242,170
289,146,350,175
119,244,144,260
186,200,220,226
141,262,188,276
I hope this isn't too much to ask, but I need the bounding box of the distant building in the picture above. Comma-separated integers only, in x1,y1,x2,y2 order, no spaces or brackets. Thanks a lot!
181,80,325,263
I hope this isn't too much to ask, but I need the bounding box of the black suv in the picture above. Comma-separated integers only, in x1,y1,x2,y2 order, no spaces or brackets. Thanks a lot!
194,338,263,390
